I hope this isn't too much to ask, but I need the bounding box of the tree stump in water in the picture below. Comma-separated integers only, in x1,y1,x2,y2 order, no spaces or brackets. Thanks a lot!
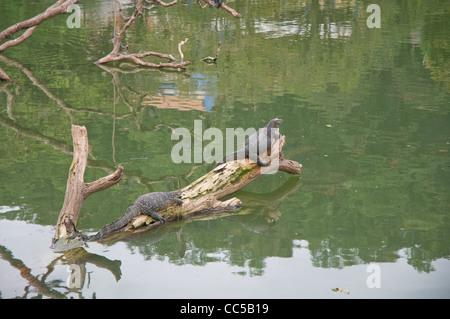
52,125,123,250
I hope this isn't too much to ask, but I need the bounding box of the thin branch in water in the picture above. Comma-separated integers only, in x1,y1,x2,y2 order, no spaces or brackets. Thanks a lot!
178,38,189,63
0,67,11,82
0,26,37,52
201,41,222,63
0,0,81,45
97,0,189,70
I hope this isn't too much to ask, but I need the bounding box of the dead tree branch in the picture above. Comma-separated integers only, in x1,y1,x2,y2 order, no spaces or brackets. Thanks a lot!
178,38,189,63
0,66,11,82
201,41,222,62
0,0,81,51
52,125,123,248
96,0,190,69
0,0,82,80
0,26,37,52
152,0,179,7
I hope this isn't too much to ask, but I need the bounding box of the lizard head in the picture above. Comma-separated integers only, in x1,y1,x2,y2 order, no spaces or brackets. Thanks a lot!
267,118,283,128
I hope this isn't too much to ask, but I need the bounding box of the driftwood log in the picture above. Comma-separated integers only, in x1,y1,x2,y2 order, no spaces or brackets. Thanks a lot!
53,123,301,250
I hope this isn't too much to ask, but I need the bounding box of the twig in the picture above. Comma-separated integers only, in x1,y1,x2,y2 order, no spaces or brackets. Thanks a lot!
97,0,190,70
115,0,132,20
0,0,82,79
201,41,222,62
0,67,11,82
178,38,189,63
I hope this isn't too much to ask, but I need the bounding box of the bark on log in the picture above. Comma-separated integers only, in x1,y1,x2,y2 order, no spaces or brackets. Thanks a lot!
52,125,123,248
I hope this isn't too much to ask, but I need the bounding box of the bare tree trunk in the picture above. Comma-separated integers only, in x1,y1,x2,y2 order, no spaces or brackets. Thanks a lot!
53,125,123,247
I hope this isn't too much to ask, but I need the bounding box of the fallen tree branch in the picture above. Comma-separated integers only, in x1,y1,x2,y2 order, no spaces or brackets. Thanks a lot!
96,52,189,69
96,0,190,70
201,41,222,62
52,125,123,249
0,66,11,82
0,0,82,80
0,0,81,51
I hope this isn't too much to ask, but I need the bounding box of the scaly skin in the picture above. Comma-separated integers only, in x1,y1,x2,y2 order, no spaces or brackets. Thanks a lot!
92,190,182,240
217,118,283,167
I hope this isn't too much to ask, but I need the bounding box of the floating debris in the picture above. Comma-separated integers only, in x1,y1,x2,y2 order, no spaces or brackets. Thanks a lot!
332,288,350,294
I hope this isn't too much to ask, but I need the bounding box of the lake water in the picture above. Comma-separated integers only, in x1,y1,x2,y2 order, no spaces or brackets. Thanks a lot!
0,0,449,299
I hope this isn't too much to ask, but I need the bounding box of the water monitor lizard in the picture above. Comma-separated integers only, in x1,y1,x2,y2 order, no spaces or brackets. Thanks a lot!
92,190,182,240
217,118,283,167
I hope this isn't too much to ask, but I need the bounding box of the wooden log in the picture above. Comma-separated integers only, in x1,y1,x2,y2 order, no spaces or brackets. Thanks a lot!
128,134,301,232
52,125,123,249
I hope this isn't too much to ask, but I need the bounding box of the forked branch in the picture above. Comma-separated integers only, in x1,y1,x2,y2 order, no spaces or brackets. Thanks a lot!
96,0,190,69
52,125,123,249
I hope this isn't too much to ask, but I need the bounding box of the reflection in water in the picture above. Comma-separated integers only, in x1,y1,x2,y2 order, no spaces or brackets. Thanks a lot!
0,178,298,298
254,19,353,40
142,74,219,112
0,0,449,298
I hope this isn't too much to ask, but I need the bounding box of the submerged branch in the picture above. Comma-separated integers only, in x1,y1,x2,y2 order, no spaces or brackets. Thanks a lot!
201,41,222,62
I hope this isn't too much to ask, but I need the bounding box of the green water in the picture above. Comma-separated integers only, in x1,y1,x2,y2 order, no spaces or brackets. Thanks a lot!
0,0,449,299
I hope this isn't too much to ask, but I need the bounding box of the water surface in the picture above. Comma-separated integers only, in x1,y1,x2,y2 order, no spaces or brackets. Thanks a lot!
0,0,449,298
